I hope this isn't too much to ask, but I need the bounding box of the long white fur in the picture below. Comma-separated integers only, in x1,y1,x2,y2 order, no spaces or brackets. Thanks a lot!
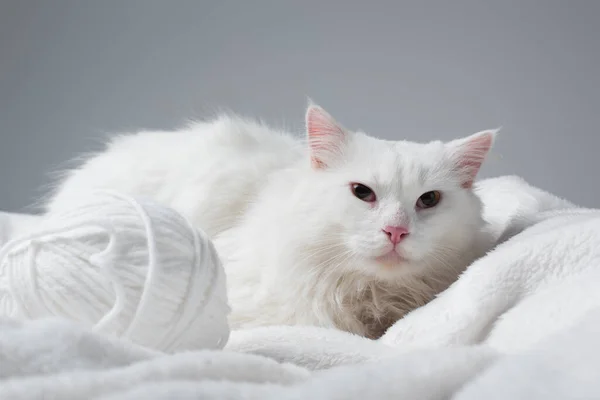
46,104,496,338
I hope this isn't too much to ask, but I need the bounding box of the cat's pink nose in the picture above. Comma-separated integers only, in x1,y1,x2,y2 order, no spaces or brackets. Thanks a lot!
383,225,409,244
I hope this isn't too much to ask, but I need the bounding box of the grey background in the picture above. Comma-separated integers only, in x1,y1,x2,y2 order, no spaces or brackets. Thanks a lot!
1,1,599,212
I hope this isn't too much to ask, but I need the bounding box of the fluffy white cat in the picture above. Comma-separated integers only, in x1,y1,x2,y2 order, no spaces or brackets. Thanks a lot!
46,104,496,338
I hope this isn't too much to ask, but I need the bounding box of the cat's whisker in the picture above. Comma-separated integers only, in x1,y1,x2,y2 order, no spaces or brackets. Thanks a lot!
309,249,354,273
296,244,348,264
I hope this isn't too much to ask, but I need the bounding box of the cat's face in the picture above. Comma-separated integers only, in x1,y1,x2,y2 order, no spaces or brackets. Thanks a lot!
299,104,495,280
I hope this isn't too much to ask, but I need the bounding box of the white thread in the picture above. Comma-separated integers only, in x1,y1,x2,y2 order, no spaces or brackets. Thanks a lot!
0,191,230,352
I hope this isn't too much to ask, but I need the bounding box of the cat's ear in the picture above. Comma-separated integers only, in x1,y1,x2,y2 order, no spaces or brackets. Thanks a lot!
446,129,498,188
306,104,348,169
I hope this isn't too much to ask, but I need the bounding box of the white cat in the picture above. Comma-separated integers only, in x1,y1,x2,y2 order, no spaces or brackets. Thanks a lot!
46,104,496,338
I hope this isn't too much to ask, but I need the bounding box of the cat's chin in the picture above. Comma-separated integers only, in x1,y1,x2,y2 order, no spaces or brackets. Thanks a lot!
375,250,407,266
358,253,415,281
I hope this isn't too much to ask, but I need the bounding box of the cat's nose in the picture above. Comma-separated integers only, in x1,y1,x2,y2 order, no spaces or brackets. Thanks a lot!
383,225,409,244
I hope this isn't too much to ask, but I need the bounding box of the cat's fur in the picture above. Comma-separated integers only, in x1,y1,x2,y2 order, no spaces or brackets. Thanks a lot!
46,104,496,338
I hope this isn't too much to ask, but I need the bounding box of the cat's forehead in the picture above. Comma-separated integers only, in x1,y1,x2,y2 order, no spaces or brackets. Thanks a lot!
347,136,451,188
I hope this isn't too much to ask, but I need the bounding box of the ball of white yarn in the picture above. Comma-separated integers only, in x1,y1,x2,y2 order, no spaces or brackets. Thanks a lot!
0,191,230,353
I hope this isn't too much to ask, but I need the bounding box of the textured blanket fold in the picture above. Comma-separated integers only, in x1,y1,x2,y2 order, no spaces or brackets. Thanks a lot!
4,312,600,399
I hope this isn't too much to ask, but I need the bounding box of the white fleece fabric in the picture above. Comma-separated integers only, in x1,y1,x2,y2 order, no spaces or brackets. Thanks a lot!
0,175,599,399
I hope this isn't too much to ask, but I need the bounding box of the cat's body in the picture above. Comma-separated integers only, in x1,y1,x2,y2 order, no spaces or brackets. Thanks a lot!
46,105,496,338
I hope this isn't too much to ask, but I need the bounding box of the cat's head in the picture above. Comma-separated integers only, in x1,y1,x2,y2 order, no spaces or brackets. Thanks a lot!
293,104,496,280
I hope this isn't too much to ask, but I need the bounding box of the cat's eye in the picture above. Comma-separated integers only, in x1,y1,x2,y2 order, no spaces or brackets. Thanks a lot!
416,191,441,209
350,183,376,202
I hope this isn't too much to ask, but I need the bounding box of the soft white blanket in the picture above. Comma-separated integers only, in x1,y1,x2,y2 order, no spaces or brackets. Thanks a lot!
1,176,599,399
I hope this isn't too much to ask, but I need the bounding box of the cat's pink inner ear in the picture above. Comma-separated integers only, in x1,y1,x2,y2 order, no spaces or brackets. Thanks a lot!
450,130,497,188
306,105,346,169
